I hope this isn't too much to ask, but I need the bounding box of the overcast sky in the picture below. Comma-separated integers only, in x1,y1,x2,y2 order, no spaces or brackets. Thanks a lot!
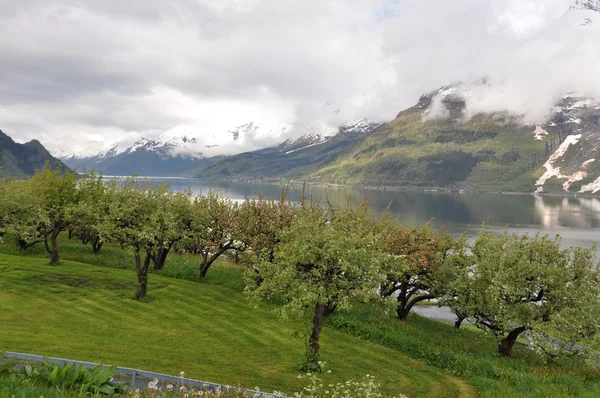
1,0,595,157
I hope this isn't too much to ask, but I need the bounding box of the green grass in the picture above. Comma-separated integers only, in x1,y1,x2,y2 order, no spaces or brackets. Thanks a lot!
330,305,600,397
2,235,599,397
0,237,473,398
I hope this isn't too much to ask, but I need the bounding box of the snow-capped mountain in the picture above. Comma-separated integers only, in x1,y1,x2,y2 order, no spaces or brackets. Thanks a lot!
570,0,600,12
564,0,600,26
535,95,600,193
280,119,383,155
414,81,600,193
196,118,385,179
62,117,383,176
339,119,385,135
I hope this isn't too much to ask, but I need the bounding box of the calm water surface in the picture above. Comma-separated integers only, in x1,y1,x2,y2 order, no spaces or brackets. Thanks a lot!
123,177,600,251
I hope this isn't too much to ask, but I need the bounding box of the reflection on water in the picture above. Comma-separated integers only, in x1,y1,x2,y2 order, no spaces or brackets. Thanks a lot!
113,177,600,251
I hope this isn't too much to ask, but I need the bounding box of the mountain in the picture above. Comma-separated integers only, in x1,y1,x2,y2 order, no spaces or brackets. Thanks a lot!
565,0,600,26
0,129,69,177
194,88,600,194
63,122,289,176
570,0,600,12
534,95,600,193
64,138,222,177
195,119,384,179
305,87,600,193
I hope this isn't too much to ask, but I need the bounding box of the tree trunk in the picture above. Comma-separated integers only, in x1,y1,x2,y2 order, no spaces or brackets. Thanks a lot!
91,237,103,254
199,251,209,279
307,303,326,365
455,315,466,329
199,263,209,278
198,244,233,278
152,242,173,271
324,302,337,316
396,293,436,321
134,251,151,300
396,305,411,321
49,231,60,265
498,326,526,357
15,237,42,251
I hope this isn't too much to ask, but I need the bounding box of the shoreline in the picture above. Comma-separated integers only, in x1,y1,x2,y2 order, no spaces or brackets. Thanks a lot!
105,174,600,198
188,177,600,198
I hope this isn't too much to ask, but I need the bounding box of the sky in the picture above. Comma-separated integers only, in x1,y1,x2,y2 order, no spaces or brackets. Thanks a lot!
0,0,597,157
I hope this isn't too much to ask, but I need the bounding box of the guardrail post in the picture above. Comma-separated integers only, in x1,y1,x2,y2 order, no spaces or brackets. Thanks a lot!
131,370,137,388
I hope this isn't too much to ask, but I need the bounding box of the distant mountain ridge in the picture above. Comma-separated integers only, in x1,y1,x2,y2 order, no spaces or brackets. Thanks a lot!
571,0,600,12
195,119,385,179
62,120,290,176
63,119,383,177
0,129,69,177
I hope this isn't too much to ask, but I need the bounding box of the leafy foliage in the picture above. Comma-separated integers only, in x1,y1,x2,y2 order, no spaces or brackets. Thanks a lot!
445,229,600,357
0,353,124,395
380,222,469,320
184,190,244,278
71,171,112,254
248,200,387,366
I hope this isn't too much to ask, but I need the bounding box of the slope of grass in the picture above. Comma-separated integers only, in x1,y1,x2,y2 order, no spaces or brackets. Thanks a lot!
0,245,473,397
330,306,600,397
2,236,599,397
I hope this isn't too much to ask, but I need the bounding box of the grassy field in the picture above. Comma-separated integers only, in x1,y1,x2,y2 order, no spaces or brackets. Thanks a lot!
1,236,599,397
0,238,473,397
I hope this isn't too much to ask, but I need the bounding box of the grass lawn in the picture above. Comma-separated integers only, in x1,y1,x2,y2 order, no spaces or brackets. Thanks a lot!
1,235,599,397
0,239,473,397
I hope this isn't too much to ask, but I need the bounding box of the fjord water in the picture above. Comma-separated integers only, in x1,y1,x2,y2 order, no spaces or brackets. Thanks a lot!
141,177,600,251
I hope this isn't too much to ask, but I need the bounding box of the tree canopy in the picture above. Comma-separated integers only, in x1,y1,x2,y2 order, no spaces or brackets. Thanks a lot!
446,230,600,357
248,201,386,366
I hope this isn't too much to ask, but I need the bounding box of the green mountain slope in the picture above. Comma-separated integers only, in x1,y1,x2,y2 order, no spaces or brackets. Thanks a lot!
0,129,69,177
314,96,547,191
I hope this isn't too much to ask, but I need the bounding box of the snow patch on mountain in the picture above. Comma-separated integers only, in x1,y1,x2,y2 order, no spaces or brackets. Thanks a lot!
580,176,600,193
582,159,596,168
285,141,328,155
570,0,600,12
128,138,151,154
536,134,584,193
565,0,600,27
339,119,384,135
283,119,382,155
533,126,548,140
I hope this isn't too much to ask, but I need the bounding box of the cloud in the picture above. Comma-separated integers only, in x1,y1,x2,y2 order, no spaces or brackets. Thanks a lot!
0,0,597,157
377,0,600,123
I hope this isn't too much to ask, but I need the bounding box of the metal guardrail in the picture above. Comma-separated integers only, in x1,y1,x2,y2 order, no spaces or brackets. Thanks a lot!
3,351,287,397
